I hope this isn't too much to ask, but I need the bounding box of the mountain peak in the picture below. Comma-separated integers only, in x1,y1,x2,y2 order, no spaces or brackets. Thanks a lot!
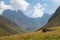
2,9,51,31
55,6,60,14
57,6,60,9
48,6,60,22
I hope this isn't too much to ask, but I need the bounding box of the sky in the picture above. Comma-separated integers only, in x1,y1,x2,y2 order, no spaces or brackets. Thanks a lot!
0,0,60,18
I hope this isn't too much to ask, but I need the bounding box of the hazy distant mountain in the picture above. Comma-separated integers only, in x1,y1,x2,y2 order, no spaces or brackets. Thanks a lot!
0,15,26,37
2,9,51,31
37,6,60,31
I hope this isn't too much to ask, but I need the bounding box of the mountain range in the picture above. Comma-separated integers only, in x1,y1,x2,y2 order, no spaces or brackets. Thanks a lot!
0,6,60,38
2,10,51,31
0,7,60,40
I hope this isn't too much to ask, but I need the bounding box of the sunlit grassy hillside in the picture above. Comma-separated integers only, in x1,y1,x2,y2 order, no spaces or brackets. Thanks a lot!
0,27,60,40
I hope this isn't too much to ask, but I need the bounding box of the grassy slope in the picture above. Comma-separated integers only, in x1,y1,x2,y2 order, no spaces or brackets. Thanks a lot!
0,27,60,40
0,15,26,37
36,6,60,31
43,8,60,29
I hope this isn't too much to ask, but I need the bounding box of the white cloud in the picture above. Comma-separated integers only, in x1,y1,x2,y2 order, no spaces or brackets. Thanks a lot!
53,0,60,5
0,0,45,18
0,0,30,15
0,1,13,15
32,3,45,18
10,0,30,11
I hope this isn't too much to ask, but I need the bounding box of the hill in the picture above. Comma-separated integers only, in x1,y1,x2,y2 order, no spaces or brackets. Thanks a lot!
0,15,26,37
37,6,60,31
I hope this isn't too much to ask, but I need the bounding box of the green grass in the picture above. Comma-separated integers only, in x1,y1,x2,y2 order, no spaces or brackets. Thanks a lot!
0,27,60,40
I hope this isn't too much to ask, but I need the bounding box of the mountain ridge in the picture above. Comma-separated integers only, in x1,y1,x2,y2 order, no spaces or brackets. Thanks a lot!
0,15,26,37
2,9,51,31
36,6,60,31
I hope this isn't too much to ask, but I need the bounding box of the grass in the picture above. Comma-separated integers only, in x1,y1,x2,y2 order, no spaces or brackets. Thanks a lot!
0,27,60,40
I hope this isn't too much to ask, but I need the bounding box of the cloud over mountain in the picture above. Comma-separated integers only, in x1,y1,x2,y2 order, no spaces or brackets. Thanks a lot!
10,0,30,11
0,0,46,18
0,1,13,15
32,3,45,18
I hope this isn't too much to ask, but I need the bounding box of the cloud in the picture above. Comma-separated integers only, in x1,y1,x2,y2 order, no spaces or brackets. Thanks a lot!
0,1,13,15
53,0,60,5
0,0,30,15
0,0,45,18
32,3,45,18
10,0,30,11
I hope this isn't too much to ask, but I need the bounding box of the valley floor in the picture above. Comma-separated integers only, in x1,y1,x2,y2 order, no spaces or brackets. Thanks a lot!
0,27,60,40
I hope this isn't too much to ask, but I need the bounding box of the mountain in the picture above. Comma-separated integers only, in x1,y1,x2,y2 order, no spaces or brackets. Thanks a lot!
0,15,26,37
2,9,51,31
37,6,60,31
